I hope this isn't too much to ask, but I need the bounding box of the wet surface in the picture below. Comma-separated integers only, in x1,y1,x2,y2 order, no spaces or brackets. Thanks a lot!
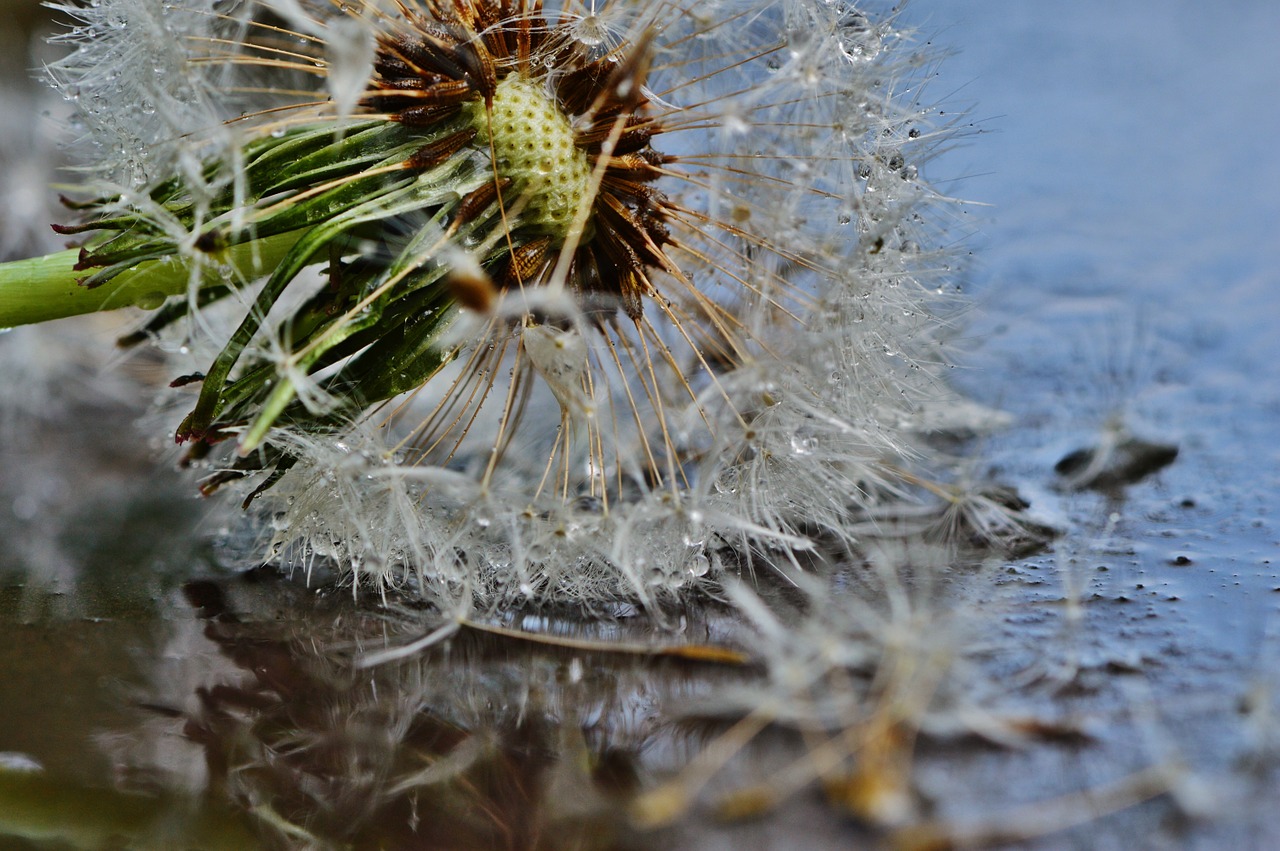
4,1,1280,848
907,0,1280,846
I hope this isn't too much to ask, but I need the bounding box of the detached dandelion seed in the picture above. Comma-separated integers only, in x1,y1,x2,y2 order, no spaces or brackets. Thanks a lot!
0,0,1024,608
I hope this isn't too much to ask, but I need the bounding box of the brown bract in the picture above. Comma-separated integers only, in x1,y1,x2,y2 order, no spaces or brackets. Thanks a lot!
364,0,676,321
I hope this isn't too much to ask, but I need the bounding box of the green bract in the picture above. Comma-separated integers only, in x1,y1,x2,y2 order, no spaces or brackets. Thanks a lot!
67,117,504,488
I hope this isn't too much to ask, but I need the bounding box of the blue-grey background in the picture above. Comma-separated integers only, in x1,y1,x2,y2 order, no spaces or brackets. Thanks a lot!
902,1,1280,842
912,0,1279,423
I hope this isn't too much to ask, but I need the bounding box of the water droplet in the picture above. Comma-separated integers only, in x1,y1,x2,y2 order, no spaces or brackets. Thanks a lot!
837,11,882,62
133,291,167,310
790,435,817,456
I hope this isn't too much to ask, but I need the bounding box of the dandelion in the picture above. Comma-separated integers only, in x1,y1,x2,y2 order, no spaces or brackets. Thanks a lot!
0,0,1022,609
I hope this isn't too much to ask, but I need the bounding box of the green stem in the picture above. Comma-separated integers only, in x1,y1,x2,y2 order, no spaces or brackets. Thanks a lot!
0,232,302,328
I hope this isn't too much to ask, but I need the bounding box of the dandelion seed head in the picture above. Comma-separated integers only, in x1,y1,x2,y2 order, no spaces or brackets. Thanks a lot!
47,0,1019,610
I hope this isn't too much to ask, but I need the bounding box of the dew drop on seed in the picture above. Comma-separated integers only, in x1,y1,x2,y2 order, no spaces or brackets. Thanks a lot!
790,436,817,456
687,554,710,578
574,15,607,47
837,11,882,62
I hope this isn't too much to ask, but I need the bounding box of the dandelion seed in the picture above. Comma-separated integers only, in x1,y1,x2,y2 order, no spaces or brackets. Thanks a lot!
0,0,1020,609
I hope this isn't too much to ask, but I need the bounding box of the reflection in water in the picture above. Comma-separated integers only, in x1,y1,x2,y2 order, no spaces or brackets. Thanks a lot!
134,576,716,849
57,543,1003,850
86,529,1064,849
